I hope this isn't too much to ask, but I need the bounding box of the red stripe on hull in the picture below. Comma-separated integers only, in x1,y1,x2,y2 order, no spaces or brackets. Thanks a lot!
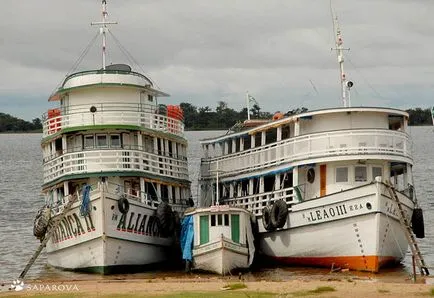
270,255,399,272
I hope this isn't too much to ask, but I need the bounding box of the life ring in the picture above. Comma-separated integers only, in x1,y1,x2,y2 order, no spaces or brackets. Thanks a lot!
262,206,275,231
118,196,130,214
156,202,175,237
270,199,288,229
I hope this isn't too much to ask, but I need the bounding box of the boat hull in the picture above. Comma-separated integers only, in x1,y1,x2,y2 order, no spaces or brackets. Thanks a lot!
46,192,175,273
258,182,413,272
193,237,249,275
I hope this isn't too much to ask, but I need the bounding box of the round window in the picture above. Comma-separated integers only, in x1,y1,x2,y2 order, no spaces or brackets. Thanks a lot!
307,168,315,183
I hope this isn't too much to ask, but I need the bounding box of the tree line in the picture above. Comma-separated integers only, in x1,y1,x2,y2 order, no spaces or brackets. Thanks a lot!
0,106,432,133
0,113,42,132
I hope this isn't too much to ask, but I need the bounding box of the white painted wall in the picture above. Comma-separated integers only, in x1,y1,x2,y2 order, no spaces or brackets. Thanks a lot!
66,87,141,110
300,112,389,135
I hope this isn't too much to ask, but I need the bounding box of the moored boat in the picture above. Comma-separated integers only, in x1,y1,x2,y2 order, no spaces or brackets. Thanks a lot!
181,205,255,275
35,0,191,274
197,16,425,273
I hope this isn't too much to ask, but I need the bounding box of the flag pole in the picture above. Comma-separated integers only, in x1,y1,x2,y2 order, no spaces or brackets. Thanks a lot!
431,107,434,126
246,91,250,120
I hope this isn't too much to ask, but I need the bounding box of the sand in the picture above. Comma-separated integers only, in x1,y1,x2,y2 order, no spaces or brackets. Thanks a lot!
1,274,434,297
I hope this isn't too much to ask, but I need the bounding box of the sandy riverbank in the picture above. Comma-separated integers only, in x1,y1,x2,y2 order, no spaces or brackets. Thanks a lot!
1,274,433,298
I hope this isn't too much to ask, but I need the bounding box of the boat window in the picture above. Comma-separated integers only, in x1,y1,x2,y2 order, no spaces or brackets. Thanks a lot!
281,124,291,140
266,128,277,144
254,134,261,147
372,167,382,180
217,214,223,226
84,135,94,149
110,134,121,148
243,136,251,150
336,167,348,183
355,166,367,182
224,214,229,226
264,175,275,192
307,168,315,184
211,215,216,226
96,135,108,148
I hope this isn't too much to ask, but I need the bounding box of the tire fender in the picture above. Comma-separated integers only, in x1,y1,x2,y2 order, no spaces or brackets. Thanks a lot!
270,199,288,229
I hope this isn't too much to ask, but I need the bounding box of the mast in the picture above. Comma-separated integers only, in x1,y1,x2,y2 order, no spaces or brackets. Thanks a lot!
331,14,353,107
91,0,117,70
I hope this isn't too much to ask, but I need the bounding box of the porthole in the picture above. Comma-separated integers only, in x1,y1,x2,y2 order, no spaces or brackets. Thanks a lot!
307,168,315,184
366,203,372,210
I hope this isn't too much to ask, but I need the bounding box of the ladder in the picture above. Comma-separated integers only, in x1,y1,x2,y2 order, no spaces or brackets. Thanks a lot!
18,194,77,280
384,181,429,276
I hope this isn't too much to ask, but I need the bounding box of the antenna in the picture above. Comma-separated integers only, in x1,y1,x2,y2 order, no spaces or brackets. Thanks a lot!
91,0,118,70
330,1,353,107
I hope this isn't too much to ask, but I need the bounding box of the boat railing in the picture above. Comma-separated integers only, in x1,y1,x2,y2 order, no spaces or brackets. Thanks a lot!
48,187,99,216
43,148,189,184
223,186,298,216
42,103,184,138
201,129,411,178
42,144,188,163
104,181,189,209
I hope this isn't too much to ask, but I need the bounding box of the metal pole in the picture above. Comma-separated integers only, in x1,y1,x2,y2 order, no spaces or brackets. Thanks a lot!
216,160,219,206
246,91,250,120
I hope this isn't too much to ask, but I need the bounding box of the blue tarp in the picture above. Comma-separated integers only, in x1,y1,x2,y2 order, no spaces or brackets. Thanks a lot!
180,215,194,261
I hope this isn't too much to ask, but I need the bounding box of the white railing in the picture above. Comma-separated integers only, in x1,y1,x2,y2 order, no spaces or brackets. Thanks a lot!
43,148,189,184
201,129,411,179
42,104,184,138
223,186,299,215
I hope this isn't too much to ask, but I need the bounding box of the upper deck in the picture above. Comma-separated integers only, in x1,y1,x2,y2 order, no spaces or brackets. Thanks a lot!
42,68,184,140
200,107,412,180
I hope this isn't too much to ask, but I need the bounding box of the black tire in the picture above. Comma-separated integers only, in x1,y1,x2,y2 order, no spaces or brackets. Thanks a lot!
270,199,288,229
262,206,275,231
412,207,425,238
156,202,175,237
118,196,130,214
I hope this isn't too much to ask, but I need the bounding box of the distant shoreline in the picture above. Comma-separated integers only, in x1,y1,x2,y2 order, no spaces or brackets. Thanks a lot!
0,125,431,135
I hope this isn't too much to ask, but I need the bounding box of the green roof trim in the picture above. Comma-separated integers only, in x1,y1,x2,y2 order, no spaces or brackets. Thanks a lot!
56,82,150,95
42,170,190,190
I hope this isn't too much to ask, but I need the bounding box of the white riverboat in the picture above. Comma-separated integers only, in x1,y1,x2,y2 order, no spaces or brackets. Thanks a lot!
181,205,255,275
198,18,425,273
35,1,191,273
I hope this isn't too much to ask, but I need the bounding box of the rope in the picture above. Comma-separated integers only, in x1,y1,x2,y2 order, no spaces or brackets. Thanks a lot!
80,185,92,217
108,30,158,89
50,31,100,95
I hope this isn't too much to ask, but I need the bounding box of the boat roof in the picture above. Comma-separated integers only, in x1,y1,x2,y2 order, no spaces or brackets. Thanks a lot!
49,68,169,101
200,106,409,145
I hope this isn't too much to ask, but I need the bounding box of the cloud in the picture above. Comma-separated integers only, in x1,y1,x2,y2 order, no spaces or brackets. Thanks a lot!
0,0,433,120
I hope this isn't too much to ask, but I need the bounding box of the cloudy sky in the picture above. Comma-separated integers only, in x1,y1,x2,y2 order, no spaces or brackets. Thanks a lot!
1,0,433,121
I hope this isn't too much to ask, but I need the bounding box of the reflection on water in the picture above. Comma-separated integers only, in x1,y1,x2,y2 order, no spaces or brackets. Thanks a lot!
0,127,432,282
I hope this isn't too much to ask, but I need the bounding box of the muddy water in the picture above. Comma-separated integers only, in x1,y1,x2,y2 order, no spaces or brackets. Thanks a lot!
0,127,432,283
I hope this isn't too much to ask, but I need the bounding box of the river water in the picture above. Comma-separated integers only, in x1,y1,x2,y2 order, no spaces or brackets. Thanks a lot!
0,128,432,283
